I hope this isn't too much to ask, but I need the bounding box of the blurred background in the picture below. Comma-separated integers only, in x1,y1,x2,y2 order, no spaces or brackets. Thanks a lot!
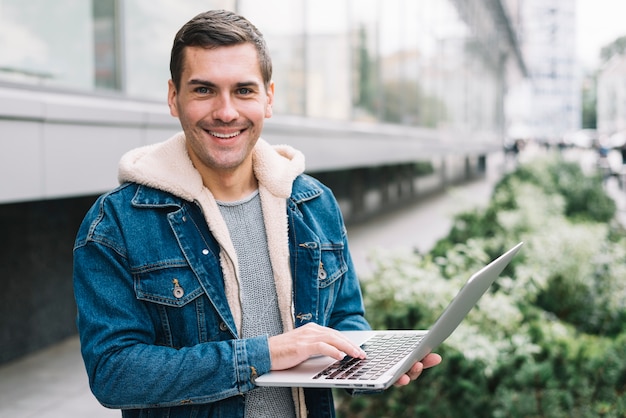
1,0,626,416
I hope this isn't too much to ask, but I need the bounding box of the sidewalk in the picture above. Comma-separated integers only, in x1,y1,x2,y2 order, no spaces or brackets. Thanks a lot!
347,154,505,276
0,152,507,417
0,337,117,418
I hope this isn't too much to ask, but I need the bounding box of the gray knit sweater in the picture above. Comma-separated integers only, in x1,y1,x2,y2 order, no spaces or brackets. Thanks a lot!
218,190,296,418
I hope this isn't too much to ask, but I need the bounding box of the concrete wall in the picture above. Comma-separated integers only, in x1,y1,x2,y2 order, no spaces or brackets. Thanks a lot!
0,86,178,204
0,85,499,205
0,195,98,364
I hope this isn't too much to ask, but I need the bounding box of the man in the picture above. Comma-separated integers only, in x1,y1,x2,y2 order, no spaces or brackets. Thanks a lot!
73,9,441,418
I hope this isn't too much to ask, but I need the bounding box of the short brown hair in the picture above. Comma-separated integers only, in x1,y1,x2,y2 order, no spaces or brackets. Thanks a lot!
169,9,273,90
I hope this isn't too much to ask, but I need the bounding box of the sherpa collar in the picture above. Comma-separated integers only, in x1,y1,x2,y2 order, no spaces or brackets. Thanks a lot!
118,132,305,201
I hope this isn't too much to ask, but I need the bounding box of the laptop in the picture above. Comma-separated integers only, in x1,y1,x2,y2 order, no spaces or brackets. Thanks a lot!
255,242,523,390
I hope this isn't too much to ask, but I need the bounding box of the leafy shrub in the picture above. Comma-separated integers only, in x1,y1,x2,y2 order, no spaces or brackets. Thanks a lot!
336,155,626,417
493,158,616,223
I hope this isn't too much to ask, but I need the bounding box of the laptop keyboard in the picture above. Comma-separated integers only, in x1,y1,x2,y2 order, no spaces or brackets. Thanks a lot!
312,333,424,381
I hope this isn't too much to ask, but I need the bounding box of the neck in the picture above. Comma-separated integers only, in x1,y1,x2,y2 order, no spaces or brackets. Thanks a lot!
203,166,258,202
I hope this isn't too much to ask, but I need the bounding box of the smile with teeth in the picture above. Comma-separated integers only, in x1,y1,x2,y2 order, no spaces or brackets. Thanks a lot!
209,130,241,139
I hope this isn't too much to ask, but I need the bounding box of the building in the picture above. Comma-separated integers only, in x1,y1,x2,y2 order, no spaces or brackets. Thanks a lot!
597,54,626,138
509,0,579,142
0,0,526,364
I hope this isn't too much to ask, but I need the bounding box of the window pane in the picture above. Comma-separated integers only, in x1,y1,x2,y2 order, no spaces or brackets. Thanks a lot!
93,0,121,91
304,0,350,119
0,0,512,138
0,0,93,89
349,0,381,121
239,0,306,116
122,0,237,100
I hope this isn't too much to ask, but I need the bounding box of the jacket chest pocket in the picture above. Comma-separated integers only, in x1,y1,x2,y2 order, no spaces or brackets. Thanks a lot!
314,245,348,323
133,264,218,346
135,265,204,307
318,244,347,288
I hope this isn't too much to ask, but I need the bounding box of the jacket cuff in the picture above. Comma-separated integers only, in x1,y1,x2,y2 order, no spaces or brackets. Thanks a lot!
235,335,271,391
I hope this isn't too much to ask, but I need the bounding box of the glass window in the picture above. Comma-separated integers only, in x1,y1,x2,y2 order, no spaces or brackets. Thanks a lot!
0,0,513,138
0,0,93,89
123,0,236,100
303,0,351,119
349,0,381,121
378,0,409,124
93,0,121,91
240,0,306,116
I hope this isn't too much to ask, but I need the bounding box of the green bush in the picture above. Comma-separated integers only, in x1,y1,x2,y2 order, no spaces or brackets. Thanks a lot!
336,156,626,417
493,158,616,223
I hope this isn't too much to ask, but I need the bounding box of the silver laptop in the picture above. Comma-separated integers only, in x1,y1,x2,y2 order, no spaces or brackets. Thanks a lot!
255,242,523,390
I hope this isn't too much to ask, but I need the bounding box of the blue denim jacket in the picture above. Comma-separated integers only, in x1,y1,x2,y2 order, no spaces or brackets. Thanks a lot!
73,173,370,418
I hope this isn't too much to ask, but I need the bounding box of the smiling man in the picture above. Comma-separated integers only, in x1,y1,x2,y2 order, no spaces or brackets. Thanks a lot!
169,42,271,201
73,9,440,418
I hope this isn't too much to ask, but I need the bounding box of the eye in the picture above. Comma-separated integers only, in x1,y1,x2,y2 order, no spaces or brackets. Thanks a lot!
195,86,210,94
237,87,252,95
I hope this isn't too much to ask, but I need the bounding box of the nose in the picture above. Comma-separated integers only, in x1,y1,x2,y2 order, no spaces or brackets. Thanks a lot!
212,94,239,123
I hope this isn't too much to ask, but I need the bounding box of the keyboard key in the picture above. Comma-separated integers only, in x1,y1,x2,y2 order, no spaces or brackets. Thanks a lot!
313,333,423,380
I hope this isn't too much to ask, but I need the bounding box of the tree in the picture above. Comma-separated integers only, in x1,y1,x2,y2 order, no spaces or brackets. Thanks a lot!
600,35,626,63
355,25,379,117
581,74,597,129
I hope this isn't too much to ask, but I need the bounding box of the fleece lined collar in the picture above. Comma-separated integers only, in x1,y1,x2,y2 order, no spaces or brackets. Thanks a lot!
118,132,305,200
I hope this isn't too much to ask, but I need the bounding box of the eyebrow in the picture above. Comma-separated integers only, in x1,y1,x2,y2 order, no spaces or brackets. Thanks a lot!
187,79,216,88
187,79,260,89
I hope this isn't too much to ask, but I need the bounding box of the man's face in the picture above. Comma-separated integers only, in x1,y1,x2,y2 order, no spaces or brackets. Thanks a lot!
168,43,274,177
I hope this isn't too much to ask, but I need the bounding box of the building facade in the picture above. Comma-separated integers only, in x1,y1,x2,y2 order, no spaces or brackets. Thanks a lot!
0,0,527,204
0,0,525,363
597,54,626,138
509,0,579,142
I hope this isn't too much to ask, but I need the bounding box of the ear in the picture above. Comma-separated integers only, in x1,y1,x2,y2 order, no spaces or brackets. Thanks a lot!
265,81,275,119
167,79,179,117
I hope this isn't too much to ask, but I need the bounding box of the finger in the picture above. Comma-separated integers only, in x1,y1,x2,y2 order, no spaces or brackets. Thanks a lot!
269,325,366,370
315,329,367,359
395,356,440,387
421,353,442,369
393,374,411,386
311,341,350,361
392,363,422,387
406,353,442,380
299,324,366,358
407,361,424,380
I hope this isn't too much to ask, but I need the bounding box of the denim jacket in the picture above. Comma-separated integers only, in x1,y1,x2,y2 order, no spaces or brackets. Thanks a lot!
73,134,370,418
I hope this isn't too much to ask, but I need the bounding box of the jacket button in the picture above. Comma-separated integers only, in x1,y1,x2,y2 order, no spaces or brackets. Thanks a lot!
219,322,228,332
318,267,327,280
172,279,184,298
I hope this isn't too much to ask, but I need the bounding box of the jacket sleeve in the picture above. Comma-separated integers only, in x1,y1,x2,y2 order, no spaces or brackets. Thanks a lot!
73,201,271,409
